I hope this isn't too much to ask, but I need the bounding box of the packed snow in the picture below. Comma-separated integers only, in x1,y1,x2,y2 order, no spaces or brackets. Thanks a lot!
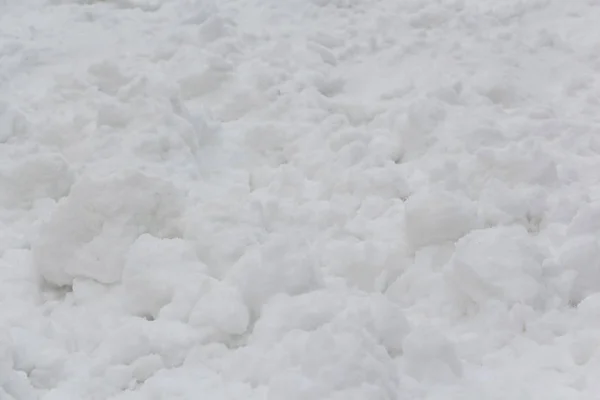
2,0,600,398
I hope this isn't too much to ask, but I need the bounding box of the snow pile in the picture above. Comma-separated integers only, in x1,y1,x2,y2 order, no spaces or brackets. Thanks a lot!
3,0,600,398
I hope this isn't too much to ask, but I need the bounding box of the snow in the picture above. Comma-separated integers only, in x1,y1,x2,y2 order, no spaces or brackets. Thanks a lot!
2,0,600,398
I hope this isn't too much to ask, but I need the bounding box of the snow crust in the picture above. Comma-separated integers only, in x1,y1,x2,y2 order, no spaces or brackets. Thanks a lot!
3,0,600,398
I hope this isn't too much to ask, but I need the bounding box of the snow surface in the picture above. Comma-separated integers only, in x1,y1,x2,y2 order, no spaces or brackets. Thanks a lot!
2,0,600,398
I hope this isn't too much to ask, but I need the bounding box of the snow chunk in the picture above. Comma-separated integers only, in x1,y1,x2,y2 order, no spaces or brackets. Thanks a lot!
244,323,399,400
93,319,197,371
478,180,546,230
198,15,233,43
401,97,447,158
88,60,132,96
567,202,600,237
251,291,409,356
250,291,346,345
569,331,599,366
445,226,544,309
33,171,184,287
188,282,249,335
0,153,74,208
557,236,600,305
177,52,232,100
405,188,477,249
0,333,14,384
11,328,68,390
226,236,320,312
0,370,36,400
0,250,40,306
267,371,327,400
104,364,133,392
96,102,131,128
402,327,462,382
321,239,406,292
285,327,399,398
131,354,164,383
179,67,229,99
0,103,28,143
122,234,208,318
370,294,410,354
95,323,152,366
576,294,600,329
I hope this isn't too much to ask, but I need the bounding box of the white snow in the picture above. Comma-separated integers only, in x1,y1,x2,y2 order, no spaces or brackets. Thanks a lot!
2,0,600,398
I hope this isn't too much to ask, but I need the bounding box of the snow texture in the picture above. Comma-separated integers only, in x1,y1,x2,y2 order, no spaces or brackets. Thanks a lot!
2,0,600,398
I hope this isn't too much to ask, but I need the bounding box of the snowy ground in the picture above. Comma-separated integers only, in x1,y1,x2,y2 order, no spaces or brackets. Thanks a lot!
2,0,600,398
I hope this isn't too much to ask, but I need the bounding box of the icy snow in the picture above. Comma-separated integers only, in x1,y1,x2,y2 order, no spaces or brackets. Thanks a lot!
3,0,600,398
